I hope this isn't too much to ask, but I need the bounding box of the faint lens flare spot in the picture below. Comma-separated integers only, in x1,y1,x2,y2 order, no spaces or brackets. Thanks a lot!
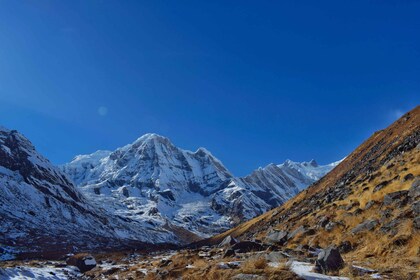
98,106,108,116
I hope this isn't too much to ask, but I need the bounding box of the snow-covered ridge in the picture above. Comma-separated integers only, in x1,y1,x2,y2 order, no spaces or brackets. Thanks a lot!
0,128,180,254
61,133,339,239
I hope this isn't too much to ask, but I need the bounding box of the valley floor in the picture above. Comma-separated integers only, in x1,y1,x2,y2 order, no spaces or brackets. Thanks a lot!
0,245,400,280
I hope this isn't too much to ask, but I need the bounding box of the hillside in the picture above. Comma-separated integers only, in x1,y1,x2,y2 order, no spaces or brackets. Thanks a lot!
203,106,420,278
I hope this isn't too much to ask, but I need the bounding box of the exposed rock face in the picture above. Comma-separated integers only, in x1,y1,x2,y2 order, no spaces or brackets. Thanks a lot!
351,219,379,234
383,191,409,206
265,230,289,245
315,246,345,274
61,133,338,239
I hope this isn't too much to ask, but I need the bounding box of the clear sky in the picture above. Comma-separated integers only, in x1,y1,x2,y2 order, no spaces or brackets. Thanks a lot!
0,1,419,176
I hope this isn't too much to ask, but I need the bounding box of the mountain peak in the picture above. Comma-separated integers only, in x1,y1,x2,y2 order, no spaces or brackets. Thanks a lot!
306,159,318,167
134,133,169,143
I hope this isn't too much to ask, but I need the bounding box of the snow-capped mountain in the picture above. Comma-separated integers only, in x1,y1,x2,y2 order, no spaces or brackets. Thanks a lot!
61,133,340,238
0,127,180,256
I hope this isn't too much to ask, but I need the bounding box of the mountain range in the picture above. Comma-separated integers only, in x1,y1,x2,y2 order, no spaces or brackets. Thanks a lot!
60,133,339,240
0,127,337,257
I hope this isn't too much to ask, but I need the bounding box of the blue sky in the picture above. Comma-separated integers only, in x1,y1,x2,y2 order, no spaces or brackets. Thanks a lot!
0,1,419,176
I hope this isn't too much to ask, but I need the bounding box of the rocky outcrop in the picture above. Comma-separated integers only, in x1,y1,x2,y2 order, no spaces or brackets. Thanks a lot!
218,235,238,248
66,254,96,273
265,230,289,245
315,246,345,274
351,219,378,234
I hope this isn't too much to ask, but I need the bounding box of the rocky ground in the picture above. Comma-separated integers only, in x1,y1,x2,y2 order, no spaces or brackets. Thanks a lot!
0,235,392,280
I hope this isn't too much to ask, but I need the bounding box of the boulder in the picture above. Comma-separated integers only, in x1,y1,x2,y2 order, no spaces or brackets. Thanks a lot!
231,241,264,253
218,235,238,248
66,254,96,273
351,219,378,234
315,246,345,274
383,190,408,206
265,230,288,245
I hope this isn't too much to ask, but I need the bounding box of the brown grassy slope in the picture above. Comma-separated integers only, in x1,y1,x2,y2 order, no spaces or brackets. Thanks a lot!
201,106,420,277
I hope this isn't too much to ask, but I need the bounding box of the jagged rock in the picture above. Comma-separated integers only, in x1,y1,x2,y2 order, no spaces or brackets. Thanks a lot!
315,246,345,273
409,178,420,199
265,230,288,245
232,274,266,280
66,254,96,273
223,249,236,258
231,241,264,253
218,235,238,247
383,191,408,206
351,219,378,234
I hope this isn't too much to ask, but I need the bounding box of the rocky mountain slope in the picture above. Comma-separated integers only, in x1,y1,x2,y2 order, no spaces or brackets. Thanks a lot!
205,106,420,279
61,133,339,238
0,127,180,259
